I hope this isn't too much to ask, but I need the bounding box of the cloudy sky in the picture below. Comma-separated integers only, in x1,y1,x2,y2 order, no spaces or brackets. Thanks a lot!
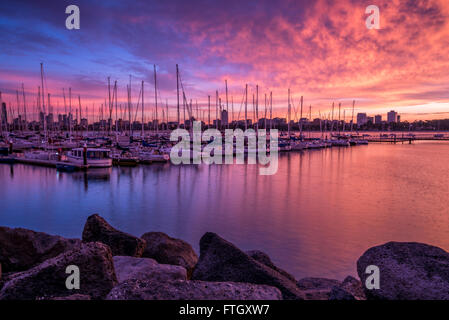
1,0,449,122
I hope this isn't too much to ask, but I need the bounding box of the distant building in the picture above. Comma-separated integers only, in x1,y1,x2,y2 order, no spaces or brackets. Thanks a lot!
221,110,228,126
397,115,401,123
357,113,367,126
1,102,7,130
387,110,397,123
374,115,382,124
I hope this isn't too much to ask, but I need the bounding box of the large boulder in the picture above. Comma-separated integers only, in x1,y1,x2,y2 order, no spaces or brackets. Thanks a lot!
82,214,146,257
0,226,81,273
113,256,187,283
107,279,282,300
141,232,198,277
357,242,449,300
192,232,305,300
0,242,117,300
246,250,296,282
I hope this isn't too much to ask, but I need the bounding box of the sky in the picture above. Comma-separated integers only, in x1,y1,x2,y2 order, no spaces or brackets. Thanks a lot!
1,0,449,123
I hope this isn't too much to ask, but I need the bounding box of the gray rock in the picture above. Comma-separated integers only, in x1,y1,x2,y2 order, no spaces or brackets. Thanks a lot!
357,241,449,300
297,277,342,300
246,250,296,282
50,294,91,300
0,242,117,300
0,226,81,273
82,214,146,257
297,277,341,290
329,286,356,300
339,276,366,300
113,256,187,283
106,279,282,300
141,232,198,277
192,232,305,300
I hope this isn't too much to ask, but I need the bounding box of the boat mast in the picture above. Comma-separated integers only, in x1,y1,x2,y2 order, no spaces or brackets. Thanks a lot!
154,64,158,135
309,104,312,138
208,95,211,129
299,96,303,140
22,84,27,132
0,91,3,138
351,100,355,134
256,85,259,133
287,88,291,138
331,102,334,137
176,64,180,128
225,80,229,129
270,91,273,130
69,88,72,141
142,80,145,138
16,90,21,133
215,90,218,129
338,102,341,136
244,84,248,130
78,95,82,136
40,63,47,139
114,81,118,135
264,93,267,129
108,77,112,135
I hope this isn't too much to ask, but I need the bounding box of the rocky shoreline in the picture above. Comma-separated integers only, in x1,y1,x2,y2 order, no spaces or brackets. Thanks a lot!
1,213,448,300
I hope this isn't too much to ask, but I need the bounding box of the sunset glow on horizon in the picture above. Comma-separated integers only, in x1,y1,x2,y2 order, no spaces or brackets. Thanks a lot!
1,0,449,122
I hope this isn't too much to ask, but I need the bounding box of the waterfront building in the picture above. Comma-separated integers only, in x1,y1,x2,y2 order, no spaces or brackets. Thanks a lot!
375,115,382,124
387,110,398,123
357,113,367,126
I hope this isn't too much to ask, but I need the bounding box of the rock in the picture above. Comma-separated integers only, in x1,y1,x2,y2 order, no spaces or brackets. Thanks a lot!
0,226,81,273
357,241,449,300
141,232,198,277
297,277,341,290
297,277,342,300
339,276,366,300
246,250,296,282
113,256,187,283
0,242,117,300
50,294,91,300
192,232,305,300
107,279,282,300
82,214,146,257
329,286,356,300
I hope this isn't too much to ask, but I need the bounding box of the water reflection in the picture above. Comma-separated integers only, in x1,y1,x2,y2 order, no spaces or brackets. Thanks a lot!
1,142,449,280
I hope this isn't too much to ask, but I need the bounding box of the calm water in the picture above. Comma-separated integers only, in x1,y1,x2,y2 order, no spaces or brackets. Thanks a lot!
1,141,449,280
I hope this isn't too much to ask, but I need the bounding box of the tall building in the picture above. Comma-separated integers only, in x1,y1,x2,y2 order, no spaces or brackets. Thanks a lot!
221,110,228,126
356,113,367,126
387,110,397,123
374,115,382,124
1,102,7,130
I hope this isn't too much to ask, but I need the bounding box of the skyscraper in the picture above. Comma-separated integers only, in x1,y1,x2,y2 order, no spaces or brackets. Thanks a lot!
1,102,7,130
221,109,228,126
356,113,367,126
374,115,382,124
387,110,397,123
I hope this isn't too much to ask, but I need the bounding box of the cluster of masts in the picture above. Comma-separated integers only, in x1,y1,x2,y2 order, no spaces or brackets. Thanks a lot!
0,63,359,139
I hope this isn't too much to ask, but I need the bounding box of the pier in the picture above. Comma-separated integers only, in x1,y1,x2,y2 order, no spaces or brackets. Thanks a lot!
364,133,449,143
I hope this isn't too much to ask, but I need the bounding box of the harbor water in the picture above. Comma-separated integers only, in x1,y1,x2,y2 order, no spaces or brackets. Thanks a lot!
1,141,449,280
